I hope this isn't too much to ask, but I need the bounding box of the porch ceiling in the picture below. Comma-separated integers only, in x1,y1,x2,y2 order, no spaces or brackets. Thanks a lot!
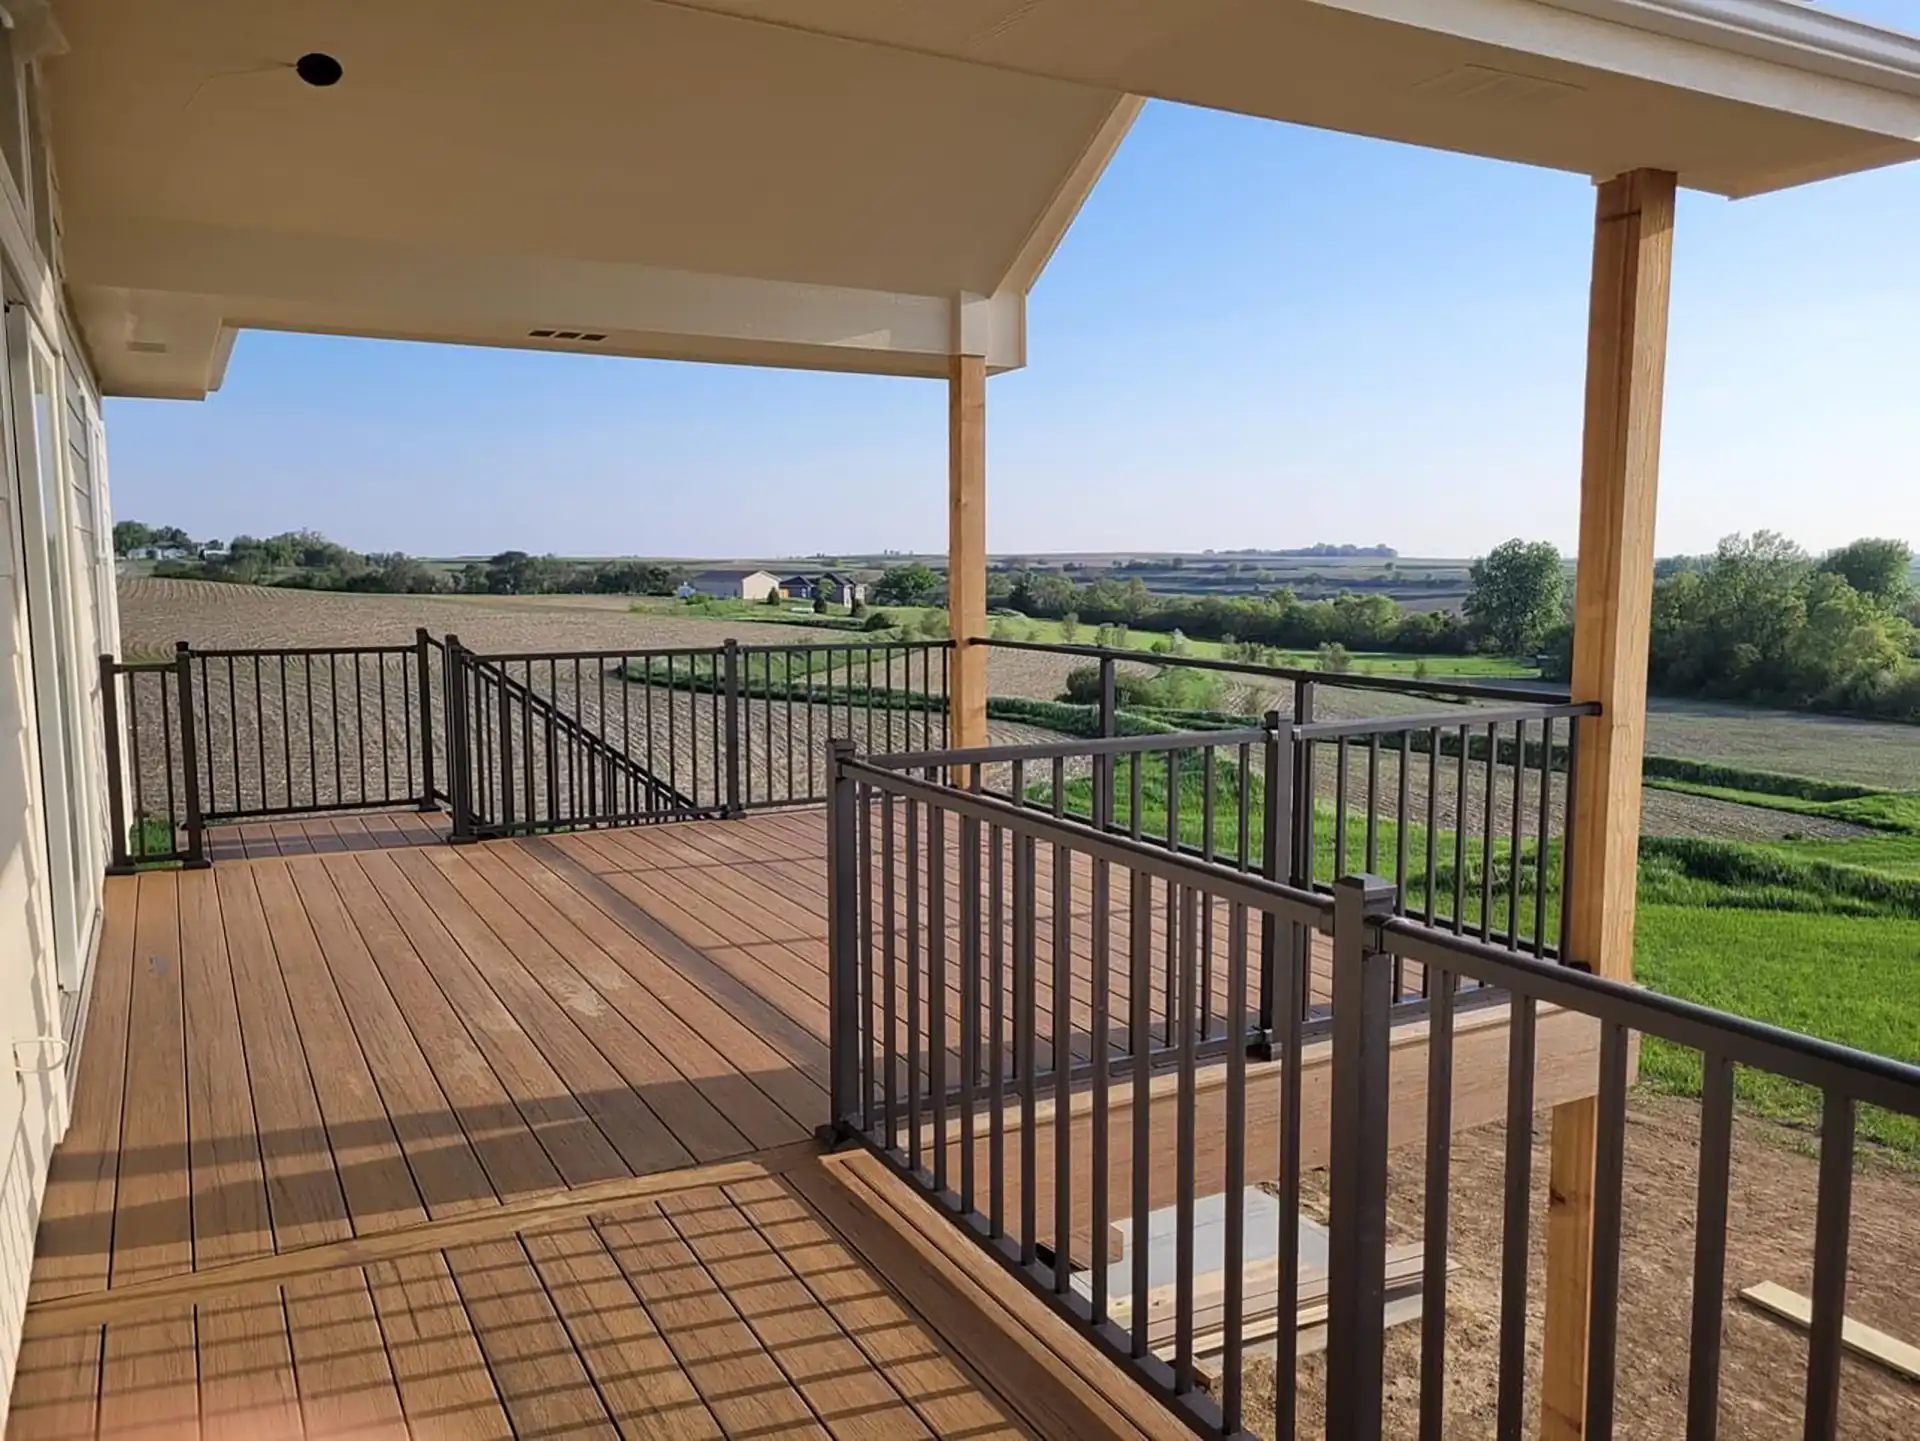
50,0,1134,396
47,1,1920,400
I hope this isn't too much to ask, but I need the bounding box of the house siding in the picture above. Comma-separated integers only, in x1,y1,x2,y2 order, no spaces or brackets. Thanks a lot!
0,28,114,1426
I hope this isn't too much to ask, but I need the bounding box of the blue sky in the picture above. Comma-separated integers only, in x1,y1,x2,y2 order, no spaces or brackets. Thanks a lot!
107,5,1920,562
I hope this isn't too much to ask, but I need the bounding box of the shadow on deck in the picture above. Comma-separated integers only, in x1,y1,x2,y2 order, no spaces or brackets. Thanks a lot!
14,812,1210,1441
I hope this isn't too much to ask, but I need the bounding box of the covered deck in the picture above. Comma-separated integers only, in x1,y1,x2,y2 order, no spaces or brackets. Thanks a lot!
10,813,1201,1441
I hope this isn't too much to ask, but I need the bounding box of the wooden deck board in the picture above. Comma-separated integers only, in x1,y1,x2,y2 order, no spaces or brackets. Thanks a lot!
15,814,1101,1441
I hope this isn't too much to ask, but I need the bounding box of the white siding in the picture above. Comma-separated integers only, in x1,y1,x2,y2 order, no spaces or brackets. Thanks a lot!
0,32,115,1425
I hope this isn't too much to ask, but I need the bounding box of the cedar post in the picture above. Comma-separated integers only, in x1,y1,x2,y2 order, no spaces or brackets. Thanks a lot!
1540,168,1677,1440
948,352,989,753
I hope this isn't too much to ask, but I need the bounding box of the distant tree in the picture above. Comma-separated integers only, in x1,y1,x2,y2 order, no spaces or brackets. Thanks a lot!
1060,611,1080,643
874,563,941,606
113,520,153,555
1317,641,1352,673
1819,538,1913,605
1465,540,1565,656
813,594,829,614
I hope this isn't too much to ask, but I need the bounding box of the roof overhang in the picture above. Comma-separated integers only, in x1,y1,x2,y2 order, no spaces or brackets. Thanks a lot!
46,0,1920,400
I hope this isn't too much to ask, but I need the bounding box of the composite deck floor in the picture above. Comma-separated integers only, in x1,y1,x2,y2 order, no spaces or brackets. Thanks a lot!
9,810,1205,1441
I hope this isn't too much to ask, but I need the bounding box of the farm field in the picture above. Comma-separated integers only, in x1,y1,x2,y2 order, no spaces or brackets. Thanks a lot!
122,578,1908,846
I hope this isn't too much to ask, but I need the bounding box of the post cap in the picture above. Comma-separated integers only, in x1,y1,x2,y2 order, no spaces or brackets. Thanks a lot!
1332,872,1398,916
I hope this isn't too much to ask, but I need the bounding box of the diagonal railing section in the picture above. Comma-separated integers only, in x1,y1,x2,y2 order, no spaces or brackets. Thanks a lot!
823,735,1920,1441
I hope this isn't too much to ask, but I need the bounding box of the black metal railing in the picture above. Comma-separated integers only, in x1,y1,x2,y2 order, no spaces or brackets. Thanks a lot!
101,651,205,869
876,694,1590,1026
444,639,697,839
182,636,440,821
823,738,1920,1441
98,631,951,864
443,636,951,839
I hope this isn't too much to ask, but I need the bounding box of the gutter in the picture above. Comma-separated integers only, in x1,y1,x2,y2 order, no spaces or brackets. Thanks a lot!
1542,0,1920,95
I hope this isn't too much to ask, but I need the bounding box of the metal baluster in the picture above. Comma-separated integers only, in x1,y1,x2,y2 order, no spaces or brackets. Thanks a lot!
1173,884,1199,1393
229,654,243,812
882,795,900,1151
1365,732,1381,874
1424,726,1440,928
1015,823,1038,1266
1334,736,1350,877
1496,995,1538,1439
1051,811,1073,1296
1584,1021,1632,1440
1804,1092,1856,1441
256,654,270,811
1201,747,1216,1039
1090,829,1113,1324
906,798,922,1175
1535,717,1555,956
1508,720,1527,949
1220,898,1249,1432
1686,1054,1735,1441
989,818,1007,1237
1419,968,1456,1441
1480,721,1498,942
1129,865,1152,1359
1453,724,1470,934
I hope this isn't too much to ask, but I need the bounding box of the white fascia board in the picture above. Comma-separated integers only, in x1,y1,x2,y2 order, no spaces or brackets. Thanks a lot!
69,217,1029,392
1316,0,1920,141
1545,1,1920,93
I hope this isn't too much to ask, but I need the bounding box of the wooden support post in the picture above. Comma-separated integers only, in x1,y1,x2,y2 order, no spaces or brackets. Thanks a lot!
1540,168,1677,1441
948,353,988,752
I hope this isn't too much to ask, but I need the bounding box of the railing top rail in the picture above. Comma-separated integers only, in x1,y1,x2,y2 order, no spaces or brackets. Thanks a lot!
733,638,953,655
1381,916,1920,1115
457,637,954,664
106,656,181,673
865,725,1273,772
461,644,719,663
841,753,1332,929
1295,700,1601,741
982,636,1568,706
180,642,419,659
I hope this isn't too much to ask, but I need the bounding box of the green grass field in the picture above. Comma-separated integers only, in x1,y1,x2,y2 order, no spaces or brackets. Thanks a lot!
1054,757,1920,1158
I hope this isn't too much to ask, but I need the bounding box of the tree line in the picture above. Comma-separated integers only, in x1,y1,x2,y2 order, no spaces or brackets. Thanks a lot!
998,569,1472,652
1505,532,1919,722
118,523,687,597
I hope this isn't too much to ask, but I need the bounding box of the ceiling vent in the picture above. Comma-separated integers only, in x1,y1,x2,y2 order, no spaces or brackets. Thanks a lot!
127,339,168,354
528,329,608,342
1409,64,1584,113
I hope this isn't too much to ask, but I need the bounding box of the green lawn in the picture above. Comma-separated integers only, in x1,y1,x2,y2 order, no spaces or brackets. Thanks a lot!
1046,752,1920,1158
1636,905,1920,1157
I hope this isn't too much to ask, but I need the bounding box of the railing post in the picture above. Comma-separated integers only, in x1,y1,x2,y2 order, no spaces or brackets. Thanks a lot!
1093,654,1117,831
174,643,209,868
723,638,743,817
1326,872,1397,1441
1255,709,1290,1052
824,738,862,1140
414,628,440,811
100,655,134,874
445,636,475,843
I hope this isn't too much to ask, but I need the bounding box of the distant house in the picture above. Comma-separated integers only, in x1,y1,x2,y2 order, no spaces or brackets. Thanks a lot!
130,544,191,561
780,575,816,601
679,568,780,602
815,571,867,605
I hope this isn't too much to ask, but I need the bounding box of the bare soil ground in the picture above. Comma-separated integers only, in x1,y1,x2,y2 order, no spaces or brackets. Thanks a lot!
1646,700,1920,792
1245,1094,1920,1439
